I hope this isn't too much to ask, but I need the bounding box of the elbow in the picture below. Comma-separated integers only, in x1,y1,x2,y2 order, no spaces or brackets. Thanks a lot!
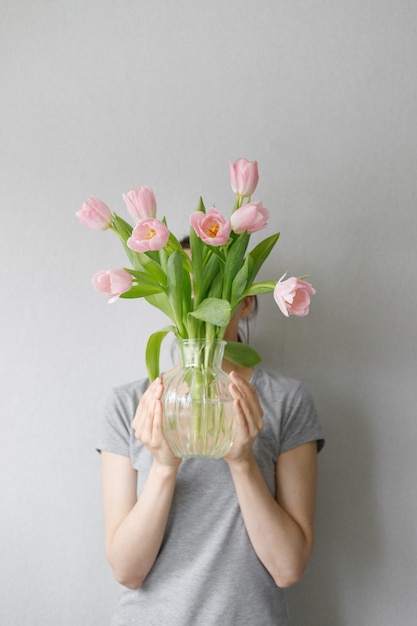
273,538,314,588
108,557,145,590
272,552,311,588
273,567,305,589
121,578,144,591
113,569,144,590
106,548,145,590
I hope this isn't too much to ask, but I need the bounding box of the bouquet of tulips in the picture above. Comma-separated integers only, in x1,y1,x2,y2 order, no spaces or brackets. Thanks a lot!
76,158,315,379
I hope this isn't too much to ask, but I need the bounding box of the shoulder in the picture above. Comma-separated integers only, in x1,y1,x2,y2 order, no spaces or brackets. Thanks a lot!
109,377,150,410
252,366,309,407
99,377,150,454
252,366,324,453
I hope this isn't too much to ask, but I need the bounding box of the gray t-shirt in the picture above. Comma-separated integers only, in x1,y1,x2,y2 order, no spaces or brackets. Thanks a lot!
98,367,324,626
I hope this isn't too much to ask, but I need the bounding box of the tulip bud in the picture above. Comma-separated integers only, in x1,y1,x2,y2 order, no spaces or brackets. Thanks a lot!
123,186,157,221
92,268,133,303
76,197,112,230
230,201,269,234
273,275,316,317
229,158,259,198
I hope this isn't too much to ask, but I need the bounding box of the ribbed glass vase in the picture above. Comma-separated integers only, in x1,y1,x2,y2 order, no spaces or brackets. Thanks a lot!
162,339,235,458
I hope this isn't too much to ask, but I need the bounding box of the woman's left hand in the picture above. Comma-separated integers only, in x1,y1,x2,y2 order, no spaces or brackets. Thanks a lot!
223,370,264,463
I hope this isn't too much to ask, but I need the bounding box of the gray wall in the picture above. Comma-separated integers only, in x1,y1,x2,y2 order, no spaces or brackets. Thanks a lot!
1,1,416,624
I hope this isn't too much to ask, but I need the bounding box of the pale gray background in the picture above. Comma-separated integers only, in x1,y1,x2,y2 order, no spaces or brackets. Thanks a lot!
1,1,416,624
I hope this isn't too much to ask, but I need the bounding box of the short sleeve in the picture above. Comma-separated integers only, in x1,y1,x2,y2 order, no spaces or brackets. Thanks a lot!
280,382,325,453
96,379,149,457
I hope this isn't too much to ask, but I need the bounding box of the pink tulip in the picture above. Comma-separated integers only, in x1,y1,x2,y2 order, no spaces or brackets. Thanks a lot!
92,268,132,303
127,218,170,252
190,208,231,246
229,158,259,198
123,186,157,221
75,197,112,230
273,275,316,317
230,201,269,234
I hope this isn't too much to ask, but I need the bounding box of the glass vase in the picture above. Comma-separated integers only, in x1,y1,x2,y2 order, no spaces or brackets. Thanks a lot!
162,339,235,458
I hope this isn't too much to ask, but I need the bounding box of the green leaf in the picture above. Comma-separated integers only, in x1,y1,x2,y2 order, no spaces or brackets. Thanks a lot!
125,269,162,284
199,253,221,301
181,262,193,332
145,326,176,380
195,196,206,213
189,226,203,303
179,247,192,275
222,232,250,300
203,244,226,264
208,268,223,299
231,255,254,307
145,250,161,264
158,247,169,274
145,292,175,320
135,253,167,288
112,214,133,241
166,231,186,257
120,283,165,298
167,250,186,335
121,270,166,298
189,298,231,327
248,232,280,282
224,341,262,367
111,214,136,266
242,281,276,297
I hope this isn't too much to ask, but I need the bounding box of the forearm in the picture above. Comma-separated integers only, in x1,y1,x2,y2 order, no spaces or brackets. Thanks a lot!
226,454,313,588
107,462,178,589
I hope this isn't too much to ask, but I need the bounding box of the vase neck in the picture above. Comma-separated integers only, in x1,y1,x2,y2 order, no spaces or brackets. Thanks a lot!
177,339,226,369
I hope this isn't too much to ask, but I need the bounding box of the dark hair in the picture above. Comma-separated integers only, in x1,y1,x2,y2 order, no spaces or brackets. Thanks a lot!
179,235,190,248
178,235,258,344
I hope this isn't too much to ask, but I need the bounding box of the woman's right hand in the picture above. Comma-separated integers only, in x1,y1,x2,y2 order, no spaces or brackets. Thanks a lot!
132,377,181,468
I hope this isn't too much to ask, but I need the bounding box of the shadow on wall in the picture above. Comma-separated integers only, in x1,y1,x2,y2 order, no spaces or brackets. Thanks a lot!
286,387,382,626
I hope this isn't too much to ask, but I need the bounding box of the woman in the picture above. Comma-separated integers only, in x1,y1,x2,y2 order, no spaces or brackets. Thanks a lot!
98,295,324,625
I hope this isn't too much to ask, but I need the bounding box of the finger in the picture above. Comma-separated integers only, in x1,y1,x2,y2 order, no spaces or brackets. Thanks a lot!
229,372,263,424
229,380,252,417
150,377,163,398
133,404,155,444
133,378,162,422
230,386,263,438
144,378,163,406
229,372,253,403
151,400,163,442
229,370,249,385
233,398,248,429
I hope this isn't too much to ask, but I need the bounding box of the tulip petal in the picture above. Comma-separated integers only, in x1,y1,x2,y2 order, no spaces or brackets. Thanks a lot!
273,275,315,317
76,197,112,230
